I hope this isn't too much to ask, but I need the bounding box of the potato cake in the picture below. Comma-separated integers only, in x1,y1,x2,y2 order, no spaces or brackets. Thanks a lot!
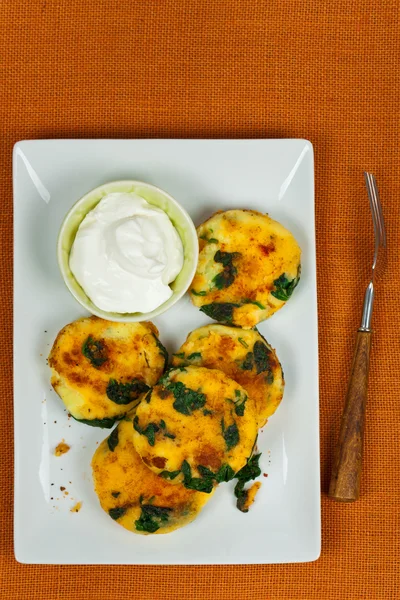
172,324,284,426
48,316,167,427
132,366,259,492
190,209,301,328
92,419,212,534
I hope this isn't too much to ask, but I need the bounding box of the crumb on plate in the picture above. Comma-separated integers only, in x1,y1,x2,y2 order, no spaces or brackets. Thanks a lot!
242,481,261,512
54,441,70,456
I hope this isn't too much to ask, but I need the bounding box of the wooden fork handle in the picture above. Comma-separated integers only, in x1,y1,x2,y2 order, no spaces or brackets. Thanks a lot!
329,330,372,502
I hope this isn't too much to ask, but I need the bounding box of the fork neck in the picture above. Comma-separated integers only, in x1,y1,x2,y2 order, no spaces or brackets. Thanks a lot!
359,281,374,332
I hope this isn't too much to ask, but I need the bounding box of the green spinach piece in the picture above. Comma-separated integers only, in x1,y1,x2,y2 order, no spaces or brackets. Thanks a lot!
109,507,127,520
173,352,185,359
107,427,119,452
181,460,214,493
106,378,150,405
200,303,240,323
135,504,172,533
215,464,236,483
253,341,272,375
182,462,235,491
111,491,120,498
72,415,120,429
133,416,160,446
241,352,254,371
221,419,240,450
159,419,175,438
208,238,219,244
191,289,207,296
212,250,241,290
203,408,213,416
238,337,249,349
197,465,215,479
159,469,181,480
164,381,206,416
82,335,108,368
152,334,169,371
265,372,274,384
234,453,262,513
271,272,300,301
233,389,247,417
187,352,202,361
242,299,265,309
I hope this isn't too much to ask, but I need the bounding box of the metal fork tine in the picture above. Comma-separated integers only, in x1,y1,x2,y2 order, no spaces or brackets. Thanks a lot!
370,174,387,248
364,172,380,245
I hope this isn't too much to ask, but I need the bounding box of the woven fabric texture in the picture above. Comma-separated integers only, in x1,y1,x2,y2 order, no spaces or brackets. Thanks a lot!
1,1,399,599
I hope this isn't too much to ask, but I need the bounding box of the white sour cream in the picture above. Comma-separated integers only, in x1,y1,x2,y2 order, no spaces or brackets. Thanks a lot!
69,192,184,313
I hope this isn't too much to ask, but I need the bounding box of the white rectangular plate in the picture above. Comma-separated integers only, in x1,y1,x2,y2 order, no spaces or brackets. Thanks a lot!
13,139,320,564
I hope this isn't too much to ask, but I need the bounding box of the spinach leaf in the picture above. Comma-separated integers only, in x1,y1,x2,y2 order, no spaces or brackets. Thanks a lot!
111,491,120,498
187,352,202,361
181,462,236,492
191,289,207,296
215,464,236,483
106,378,150,405
208,238,219,244
200,303,240,323
203,408,213,416
238,337,249,349
221,419,240,450
173,352,185,359
234,453,262,512
271,272,300,301
241,352,254,371
159,469,181,480
145,389,152,403
135,504,172,533
253,341,272,375
72,415,120,429
265,372,274,384
109,507,127,520
107,427,119,452
181,460,214,493
82,335,107,368
242,299,265,310
133,416,160,446
233,389,248,417
164,381,206,416
212,250,241,290
152,334,169,371
197,465,215,479
214,250,241,267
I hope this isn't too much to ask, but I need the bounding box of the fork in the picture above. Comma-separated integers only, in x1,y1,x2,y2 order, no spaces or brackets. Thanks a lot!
329,173,386,502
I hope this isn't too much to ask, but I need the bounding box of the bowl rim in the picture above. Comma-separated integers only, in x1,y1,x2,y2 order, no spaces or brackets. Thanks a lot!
57,179,199,322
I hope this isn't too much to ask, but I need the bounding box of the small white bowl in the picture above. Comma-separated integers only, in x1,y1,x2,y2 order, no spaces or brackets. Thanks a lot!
57,180,199,322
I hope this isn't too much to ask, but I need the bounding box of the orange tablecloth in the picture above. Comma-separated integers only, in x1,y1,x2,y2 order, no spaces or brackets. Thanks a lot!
1,1,399,598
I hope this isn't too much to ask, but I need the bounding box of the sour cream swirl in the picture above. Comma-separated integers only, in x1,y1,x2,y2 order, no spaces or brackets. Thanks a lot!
69,192,184,313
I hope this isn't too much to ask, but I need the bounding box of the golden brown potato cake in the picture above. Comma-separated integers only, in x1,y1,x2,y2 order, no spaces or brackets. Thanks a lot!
190,209,301,328
92,419,212,534
132,366,259,492
48,316,167,428
172,324,284,426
